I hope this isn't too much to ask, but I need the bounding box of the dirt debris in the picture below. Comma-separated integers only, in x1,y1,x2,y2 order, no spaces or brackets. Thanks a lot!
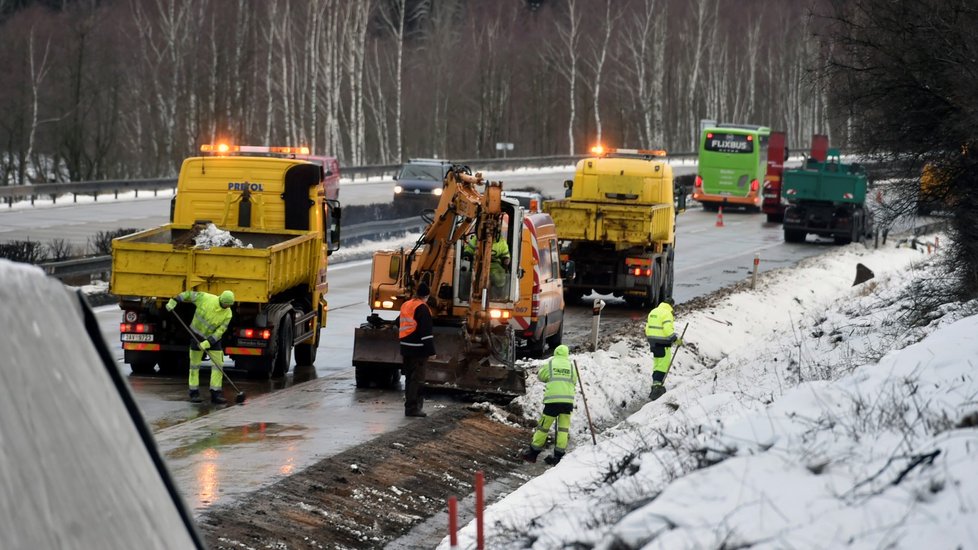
199,404,532,549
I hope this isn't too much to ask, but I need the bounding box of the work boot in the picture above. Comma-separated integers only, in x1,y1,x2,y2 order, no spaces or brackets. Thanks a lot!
521,448,540,464
189,389,201,403
649,383,667,401
210,389,227,405
405,409,427,418
544,451,565,466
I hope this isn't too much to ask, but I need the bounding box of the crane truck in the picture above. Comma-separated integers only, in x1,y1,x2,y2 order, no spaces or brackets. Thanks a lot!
543,147,684,308
351,165,564,396
110,144,342,378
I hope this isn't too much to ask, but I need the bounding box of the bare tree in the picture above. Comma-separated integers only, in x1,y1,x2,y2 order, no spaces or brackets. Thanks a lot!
23,27,51,184
618,0,667,147
376,0,409,162
342,0,372,164
582,0,620,146
546,0,584,155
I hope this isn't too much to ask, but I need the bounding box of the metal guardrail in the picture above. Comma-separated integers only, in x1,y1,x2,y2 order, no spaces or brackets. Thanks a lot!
0,153,699,207
38,217,428,281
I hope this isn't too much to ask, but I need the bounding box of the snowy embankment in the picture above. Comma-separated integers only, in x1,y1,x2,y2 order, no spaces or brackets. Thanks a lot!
446,235,978,549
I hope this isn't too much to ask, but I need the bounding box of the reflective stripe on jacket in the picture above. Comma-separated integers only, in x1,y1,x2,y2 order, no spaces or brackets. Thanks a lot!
176,291,232,340
644,302,676,346
538,347,576,405
399,298,435,357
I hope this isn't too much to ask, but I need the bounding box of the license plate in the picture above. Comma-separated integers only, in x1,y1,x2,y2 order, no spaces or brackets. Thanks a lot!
121,333,154,342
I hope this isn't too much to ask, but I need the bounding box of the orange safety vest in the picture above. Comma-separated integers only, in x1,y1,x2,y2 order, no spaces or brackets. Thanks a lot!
399,298,425,339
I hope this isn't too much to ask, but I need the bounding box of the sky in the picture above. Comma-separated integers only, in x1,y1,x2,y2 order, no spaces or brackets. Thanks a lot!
439,231,978,549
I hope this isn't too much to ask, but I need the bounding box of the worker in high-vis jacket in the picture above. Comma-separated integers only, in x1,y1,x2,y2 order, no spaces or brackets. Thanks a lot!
645,297,682,401
398,282,435,417
166,290,234,404
522,344,577,466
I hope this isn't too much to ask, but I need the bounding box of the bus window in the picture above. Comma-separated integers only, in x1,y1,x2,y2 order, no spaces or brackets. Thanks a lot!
704,133,754,154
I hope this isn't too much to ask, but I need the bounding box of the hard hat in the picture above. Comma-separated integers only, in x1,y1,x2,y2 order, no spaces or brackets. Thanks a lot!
219,290,235,306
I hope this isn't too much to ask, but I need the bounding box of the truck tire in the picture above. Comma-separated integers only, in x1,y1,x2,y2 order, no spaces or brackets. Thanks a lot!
294,327,319,366
271,314,294,378
294,301,320,366
527,334,547,358
766,212,783,223
784,228,806,243
545,321,563,349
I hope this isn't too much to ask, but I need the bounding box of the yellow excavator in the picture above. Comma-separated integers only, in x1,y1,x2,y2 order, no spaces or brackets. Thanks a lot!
352,165,530,396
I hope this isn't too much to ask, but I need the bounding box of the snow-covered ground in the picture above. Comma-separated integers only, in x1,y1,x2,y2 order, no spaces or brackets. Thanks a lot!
443,233,978,549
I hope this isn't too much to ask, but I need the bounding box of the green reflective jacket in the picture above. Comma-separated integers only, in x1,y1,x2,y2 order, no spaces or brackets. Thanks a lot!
176,291,232,341
644,302,676,346
539,345,577,405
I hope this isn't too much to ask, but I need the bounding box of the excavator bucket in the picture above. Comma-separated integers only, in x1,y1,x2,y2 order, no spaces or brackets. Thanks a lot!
352,320,526,397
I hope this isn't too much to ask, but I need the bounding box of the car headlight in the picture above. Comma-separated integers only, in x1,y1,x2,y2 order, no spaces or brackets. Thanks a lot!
394,185,403,194
433,187,443,196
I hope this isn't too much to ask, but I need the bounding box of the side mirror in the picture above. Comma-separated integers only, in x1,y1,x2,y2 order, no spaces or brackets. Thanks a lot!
561,260,576,282
563,179,574,198
675,186,687,213
326,199,342,253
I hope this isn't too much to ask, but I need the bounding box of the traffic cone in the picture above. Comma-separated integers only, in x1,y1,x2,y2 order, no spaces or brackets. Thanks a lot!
715,206,725,227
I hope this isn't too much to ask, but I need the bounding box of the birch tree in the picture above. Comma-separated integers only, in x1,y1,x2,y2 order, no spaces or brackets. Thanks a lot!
546,0,583,155
342,0,372,165
619,0,666,147
582,0,620,146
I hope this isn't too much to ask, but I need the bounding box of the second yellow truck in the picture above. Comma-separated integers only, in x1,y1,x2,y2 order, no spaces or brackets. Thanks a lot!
544,147,684,308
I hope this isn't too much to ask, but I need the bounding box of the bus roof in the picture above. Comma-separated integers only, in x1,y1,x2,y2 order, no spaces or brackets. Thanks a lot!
705,124,771,134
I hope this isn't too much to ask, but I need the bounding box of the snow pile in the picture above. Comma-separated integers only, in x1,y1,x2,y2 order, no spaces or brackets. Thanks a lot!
193,223,252,249
444,236,978,549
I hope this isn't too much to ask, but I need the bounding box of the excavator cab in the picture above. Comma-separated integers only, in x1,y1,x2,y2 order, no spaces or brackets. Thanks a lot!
454,203,522,308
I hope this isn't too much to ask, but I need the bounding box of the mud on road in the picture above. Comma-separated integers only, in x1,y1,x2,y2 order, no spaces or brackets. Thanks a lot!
199,403,534,549
198,290,731,550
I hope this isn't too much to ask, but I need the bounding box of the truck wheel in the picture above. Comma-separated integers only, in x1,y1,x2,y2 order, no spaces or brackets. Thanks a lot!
546,321,563,349
271,315,294,378
766,212,783,223
527,335,547,358
294,326,319,366
784,229,806,243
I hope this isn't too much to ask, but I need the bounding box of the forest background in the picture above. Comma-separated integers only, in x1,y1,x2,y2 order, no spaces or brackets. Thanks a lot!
0,0,831,183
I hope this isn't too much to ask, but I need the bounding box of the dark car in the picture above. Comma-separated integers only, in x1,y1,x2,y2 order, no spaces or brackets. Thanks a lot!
393,159,451,203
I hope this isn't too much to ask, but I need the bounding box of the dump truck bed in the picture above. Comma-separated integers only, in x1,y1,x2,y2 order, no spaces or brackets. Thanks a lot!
544,200,673,247
782,161,868,205
111,224,320,302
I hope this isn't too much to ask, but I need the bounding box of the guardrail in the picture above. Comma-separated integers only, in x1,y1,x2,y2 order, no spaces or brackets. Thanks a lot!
0,152,699,208
38,216,428,282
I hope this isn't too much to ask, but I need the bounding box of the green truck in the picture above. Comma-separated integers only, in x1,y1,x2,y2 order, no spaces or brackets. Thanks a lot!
781,151,874,244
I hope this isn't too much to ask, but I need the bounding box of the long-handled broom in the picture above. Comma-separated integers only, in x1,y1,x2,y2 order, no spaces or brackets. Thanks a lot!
170,310,246,404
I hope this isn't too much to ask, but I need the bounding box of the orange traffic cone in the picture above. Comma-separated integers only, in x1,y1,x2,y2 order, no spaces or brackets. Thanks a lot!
715,206,725,227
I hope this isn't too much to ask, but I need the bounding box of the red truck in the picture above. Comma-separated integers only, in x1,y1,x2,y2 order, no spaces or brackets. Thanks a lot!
762,134,828,223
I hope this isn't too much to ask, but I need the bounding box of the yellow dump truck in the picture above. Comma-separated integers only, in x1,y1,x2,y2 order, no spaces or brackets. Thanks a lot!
110,145,342,377
544,147,683,308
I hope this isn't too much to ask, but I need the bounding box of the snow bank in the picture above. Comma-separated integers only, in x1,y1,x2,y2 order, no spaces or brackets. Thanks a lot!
443,236,978,549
